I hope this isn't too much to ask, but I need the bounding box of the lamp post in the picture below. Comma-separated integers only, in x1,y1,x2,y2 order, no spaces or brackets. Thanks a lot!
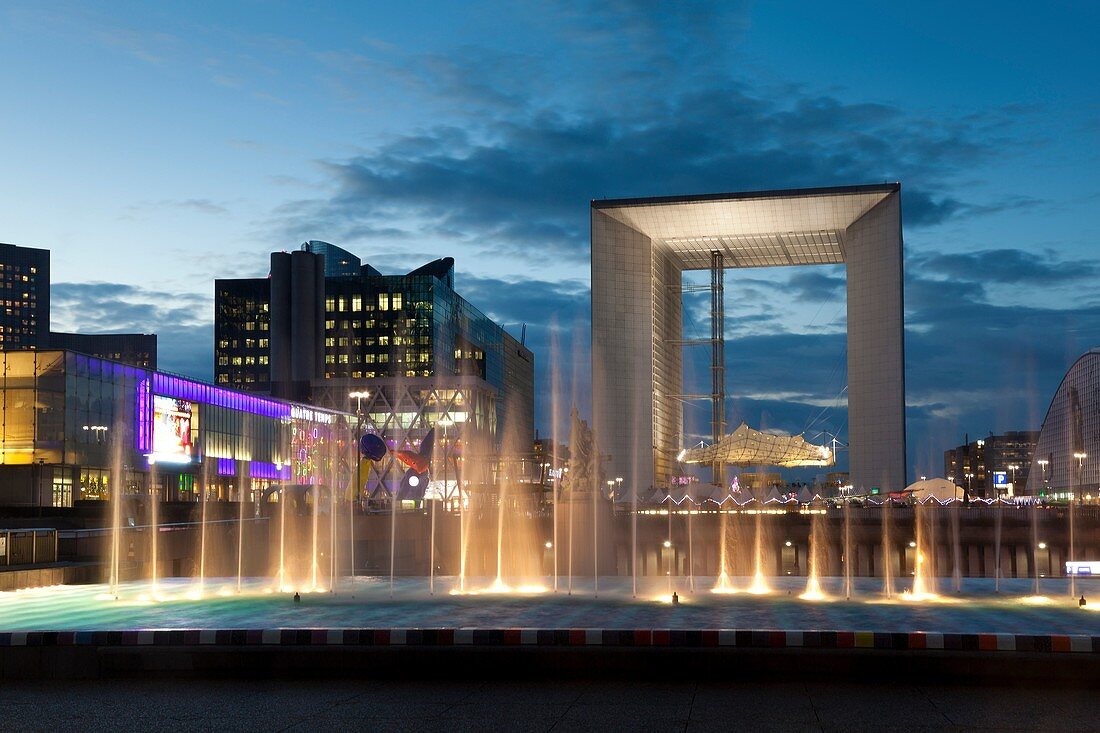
348,391,370,579
1007,464,1019,498
1072,452,1086,598
1037,459,1049,496
965,472,974,498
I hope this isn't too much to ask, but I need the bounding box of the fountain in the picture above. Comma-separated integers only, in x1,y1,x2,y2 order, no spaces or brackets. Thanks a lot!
712,510,736,593
909,500,937,600
843,502,853,599
881,498,894,597
149,462,160,599
994,499,1003,593
800,511,828,600
748,512,771,594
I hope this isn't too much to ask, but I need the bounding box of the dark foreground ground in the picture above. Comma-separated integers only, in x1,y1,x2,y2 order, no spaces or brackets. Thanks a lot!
2,678,1095,732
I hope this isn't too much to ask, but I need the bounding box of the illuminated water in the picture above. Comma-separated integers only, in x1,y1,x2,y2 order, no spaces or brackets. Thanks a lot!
2,577,1098,634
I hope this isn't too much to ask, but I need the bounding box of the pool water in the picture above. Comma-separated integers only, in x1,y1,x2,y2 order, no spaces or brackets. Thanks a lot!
2,576,1098,634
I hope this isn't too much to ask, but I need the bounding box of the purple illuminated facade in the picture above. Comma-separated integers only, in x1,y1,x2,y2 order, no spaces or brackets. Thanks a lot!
0,350,352,508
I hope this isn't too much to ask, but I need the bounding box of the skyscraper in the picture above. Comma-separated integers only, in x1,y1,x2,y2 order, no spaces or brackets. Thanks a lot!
0,242,49,349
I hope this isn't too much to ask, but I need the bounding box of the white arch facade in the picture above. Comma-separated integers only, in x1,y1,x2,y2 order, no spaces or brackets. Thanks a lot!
590,184,907,495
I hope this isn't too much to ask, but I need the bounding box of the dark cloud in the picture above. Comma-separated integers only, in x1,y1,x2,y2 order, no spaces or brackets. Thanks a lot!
51,282,212,381
914,248,1099,285
785,269,847,302
288,0,1029,262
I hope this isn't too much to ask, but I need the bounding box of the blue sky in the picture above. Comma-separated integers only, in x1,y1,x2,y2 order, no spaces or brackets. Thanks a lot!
1,1,1097,481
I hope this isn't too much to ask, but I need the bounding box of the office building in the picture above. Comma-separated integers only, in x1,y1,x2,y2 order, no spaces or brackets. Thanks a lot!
943,431,1038,498
1,242,157,369
49,331,157,370
214,244,535,490
0,242,49,349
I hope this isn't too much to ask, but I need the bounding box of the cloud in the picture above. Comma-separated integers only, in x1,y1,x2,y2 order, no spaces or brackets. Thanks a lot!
51,282,212,381
914,248,1099,285
128,198,229,216
283,1,1031,266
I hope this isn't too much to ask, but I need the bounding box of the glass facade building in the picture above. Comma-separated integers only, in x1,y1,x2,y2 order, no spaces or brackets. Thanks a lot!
0,350,352,508
1026,348,1100,499
214,247,534,459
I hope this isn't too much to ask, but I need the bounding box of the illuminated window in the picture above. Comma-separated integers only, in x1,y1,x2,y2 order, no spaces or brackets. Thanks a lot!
352,296,362,312
378,293,389,311
393,293,403,310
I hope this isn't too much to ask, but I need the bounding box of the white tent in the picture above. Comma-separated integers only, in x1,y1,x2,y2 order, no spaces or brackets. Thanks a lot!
679,422,833,468
906,477,962,502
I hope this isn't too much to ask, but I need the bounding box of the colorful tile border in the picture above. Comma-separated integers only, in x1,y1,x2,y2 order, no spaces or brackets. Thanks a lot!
0,629,1096,653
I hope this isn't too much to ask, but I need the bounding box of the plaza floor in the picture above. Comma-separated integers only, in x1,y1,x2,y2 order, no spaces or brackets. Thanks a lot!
1,677,1093,732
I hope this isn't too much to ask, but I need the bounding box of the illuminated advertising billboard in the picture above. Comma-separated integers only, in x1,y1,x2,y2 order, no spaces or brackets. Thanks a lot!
152,395,196,464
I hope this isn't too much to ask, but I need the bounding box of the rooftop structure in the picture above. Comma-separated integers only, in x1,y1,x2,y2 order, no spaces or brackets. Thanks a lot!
679,422,833,469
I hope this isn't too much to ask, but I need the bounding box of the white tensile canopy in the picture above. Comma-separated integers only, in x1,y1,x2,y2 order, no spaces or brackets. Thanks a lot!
906,477,963,502
679,422,834,468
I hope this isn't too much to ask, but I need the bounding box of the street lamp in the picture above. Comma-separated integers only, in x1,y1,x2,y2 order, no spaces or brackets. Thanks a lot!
1037,459,1049,493
965,472,974,496
1007,464,1019,493
348,390,370,578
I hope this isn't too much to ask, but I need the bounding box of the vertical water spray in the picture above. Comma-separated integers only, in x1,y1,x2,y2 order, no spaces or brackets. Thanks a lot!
881,499,894,598
330,433,338,593
109,426,122,598
950,502,962,593
801,511,827,600
429,496,437,595
591,476,604,597
843,503,853,600
994,499,1003,593
150,463,159,599
459,430,467,593
311,484,320,591
278,486,287,591
713,510,734,592
550,323,561,593
567,474,574,596
494,462,506,588
686,503,694,592
389,466,397,596
1031,501,1041,596
236,461,245,593
1069,497,1077,599
197,464,207,598
748,512,769,594
911,501,937,599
